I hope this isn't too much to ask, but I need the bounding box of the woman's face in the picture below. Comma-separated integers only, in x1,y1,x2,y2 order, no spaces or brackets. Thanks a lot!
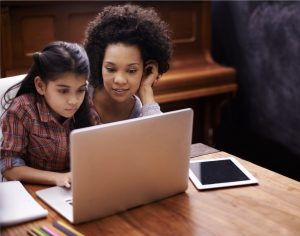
102,43,144,103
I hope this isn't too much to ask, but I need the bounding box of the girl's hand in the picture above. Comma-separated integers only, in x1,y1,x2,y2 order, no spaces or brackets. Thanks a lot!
139,61,159,105
3,166,72,187
55,172,72,188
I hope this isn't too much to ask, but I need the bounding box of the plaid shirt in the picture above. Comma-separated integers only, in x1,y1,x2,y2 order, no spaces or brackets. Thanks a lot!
0,93,99,173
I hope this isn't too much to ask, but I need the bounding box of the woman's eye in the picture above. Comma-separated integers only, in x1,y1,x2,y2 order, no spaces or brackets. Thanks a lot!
106,67,115,73
128,69,137,74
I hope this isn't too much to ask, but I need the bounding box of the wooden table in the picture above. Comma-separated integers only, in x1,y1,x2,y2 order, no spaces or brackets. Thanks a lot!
2,145,300,236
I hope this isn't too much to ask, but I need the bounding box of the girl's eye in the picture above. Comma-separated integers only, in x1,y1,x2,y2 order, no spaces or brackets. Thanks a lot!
58,89,69,94
77,88,86,94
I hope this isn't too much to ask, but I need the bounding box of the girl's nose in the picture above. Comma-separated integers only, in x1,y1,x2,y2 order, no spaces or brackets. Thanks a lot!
68,95,78,105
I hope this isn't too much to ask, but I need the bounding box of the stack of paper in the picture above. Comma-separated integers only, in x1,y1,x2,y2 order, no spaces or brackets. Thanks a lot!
0,181,48,227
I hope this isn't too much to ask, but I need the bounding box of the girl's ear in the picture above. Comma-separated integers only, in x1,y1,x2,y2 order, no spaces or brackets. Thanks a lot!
34,76,46,95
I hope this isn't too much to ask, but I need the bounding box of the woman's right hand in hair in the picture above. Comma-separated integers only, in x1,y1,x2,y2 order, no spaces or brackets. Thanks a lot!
55,172,72,188
139,61,159,105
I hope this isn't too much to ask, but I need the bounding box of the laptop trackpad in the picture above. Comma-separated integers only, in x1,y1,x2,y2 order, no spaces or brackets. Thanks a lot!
36,186,73,222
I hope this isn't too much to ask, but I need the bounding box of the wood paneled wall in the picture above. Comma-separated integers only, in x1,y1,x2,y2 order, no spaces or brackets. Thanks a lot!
1,1,237,144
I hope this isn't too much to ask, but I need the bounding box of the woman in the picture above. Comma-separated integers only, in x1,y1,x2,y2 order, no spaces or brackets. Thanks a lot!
84,4,173,123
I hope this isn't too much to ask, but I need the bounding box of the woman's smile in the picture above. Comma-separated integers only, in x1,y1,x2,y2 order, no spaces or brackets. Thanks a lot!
112,88,129,95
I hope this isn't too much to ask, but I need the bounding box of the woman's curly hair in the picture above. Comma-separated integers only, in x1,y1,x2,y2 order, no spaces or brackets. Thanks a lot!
83,4,173,87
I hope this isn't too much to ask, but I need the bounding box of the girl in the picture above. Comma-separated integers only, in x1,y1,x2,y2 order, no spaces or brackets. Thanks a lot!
84,4,173,123
0,41,97,187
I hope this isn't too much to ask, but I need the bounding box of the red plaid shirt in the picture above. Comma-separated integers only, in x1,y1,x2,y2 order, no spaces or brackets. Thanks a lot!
0,93,99,173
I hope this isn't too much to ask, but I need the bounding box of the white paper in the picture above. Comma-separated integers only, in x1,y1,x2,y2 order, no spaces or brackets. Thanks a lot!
0,181,48,227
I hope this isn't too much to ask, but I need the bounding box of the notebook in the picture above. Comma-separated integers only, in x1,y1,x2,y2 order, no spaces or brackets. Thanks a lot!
36,108,193,224
0,181,48,227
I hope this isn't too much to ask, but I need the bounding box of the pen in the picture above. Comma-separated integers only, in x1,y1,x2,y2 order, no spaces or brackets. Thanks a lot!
30,227,49,236
52,220,84,236
27,229,39,236
41,225,66,236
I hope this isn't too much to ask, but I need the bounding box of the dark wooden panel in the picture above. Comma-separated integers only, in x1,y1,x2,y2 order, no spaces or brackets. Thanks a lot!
1,1,227,74
68,12,97,43
22,16,55,56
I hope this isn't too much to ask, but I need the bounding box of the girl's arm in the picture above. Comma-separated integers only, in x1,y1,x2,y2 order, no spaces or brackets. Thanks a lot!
1,98,71,187
3,166,71,188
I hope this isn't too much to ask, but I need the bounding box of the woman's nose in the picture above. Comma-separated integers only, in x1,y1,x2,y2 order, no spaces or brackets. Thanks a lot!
114,73,127,85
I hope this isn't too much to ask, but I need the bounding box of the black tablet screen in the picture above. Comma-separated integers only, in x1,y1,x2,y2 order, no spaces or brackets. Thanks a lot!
190,160,250,185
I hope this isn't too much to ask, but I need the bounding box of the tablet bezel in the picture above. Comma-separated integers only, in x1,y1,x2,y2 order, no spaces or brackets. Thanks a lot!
189,157,258,190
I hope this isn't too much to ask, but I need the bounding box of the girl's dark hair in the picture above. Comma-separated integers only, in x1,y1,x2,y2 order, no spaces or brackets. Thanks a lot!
84,4,173,87
2,41,92,129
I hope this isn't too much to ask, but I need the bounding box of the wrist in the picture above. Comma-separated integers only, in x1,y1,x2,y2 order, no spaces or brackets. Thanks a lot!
139,85,155,105
48,171,60,185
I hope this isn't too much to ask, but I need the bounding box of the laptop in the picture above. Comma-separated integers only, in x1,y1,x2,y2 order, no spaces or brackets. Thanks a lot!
36,108,193,224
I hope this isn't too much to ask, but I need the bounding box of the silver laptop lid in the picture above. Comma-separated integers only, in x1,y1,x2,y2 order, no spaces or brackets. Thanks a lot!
71,108,193,223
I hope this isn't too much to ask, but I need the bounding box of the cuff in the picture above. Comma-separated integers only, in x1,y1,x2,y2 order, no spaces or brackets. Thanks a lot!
141,102,162,116
0,156,26,174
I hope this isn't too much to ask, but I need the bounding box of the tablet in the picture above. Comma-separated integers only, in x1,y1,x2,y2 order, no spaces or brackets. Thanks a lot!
189,157,258,190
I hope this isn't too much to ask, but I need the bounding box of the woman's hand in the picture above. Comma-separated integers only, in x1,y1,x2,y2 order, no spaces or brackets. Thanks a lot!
139,61,159,105
141,61,159,88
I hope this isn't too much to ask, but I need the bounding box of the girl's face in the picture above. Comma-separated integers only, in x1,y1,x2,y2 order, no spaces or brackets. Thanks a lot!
102,43,144,103
35,72,87,120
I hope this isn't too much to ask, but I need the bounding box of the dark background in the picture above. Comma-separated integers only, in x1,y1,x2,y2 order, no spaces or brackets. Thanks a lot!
211,1,300,181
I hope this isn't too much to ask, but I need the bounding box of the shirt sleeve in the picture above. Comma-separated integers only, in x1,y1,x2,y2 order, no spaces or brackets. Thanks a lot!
141,102,162,116
0,108,28,174
0,156,26,174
